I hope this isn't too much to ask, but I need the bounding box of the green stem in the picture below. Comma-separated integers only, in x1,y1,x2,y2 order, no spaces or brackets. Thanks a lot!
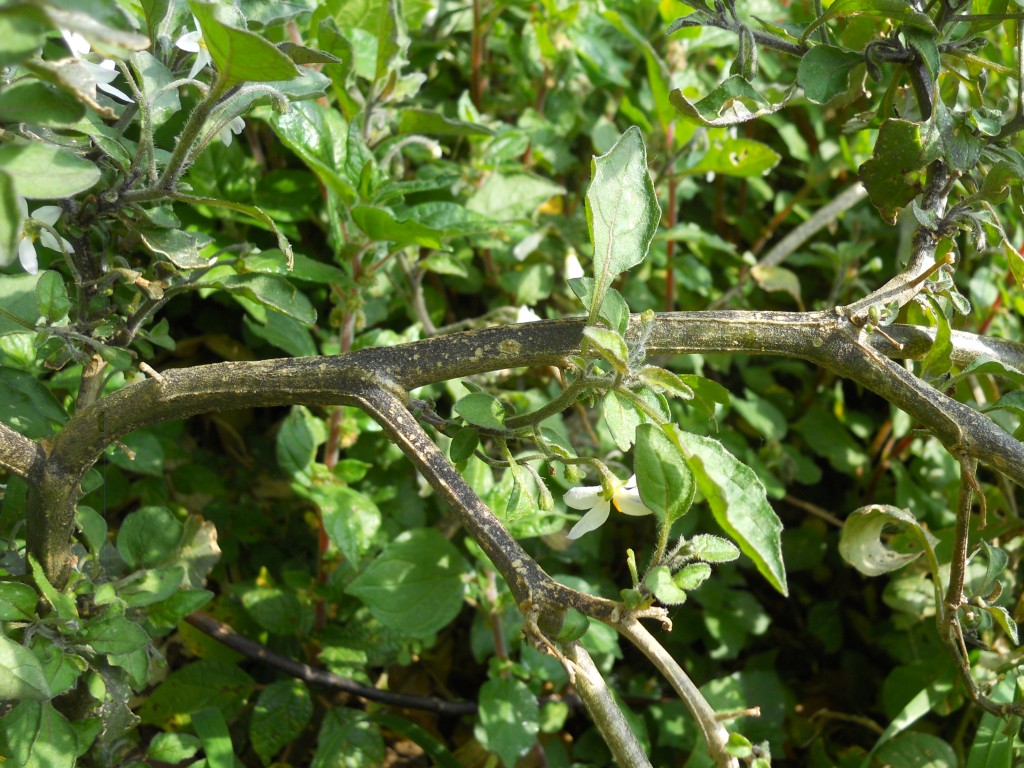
504,376,604,431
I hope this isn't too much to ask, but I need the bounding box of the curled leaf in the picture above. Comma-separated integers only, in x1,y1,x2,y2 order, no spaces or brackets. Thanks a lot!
838,504,938,577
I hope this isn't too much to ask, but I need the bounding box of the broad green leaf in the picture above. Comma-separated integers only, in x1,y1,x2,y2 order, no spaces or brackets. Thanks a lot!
0,368,67,439
449,427,479,464
316,484,382,564
29,555,78,621
352,205,445,248
731,389,788,442
198,272,317,325
276,406,317,477
475,677,540,768
78,614,150,656
467,172,565,221
873,732,956,768
675,562,712,590
345,528,468,637
0,701,76,768
35,270,70,322
966,675,1018,768
0,581,38,621
241,250,353,287
117,506,185,569
240,585,313,636
0,274,41,332
147,733,202,763
189,1,299,85
193,707,234,768
129,51,180,127
567,278,630,333
244,312,317,357
984,605,1019,645
119,567,186,608
176,195,292,267
688,534,741,563
582,326,629,373
799,0,936,45
638,366,695,400
635,423,696,525
645,565,689,604
74,506,107,554
670,77,796,127
601,389,643,452
0,634,51,700
146,588,213,629
32,642,85,698
0,5,51,66
685,138,781,178
675,430,788,595
398,108,494,136
859,120,926,225
312,709,385,768
139,660,255,726
265,99,355,202
250,679,313,766
0,142,100,199
750,264,802,306
454,392,507,430
799,45,874,106
585,127,658,323
920,295,953,382
138,227,214,269
838,504,939,577
0,80,85,127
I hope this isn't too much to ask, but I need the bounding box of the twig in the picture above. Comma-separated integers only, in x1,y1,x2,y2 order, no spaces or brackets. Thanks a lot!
185,612,476,715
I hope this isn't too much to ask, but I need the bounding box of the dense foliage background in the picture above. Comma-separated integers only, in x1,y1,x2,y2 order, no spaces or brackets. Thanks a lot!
2,0,1024,766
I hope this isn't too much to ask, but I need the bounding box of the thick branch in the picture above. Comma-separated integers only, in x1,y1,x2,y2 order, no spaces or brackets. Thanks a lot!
0,422,46,480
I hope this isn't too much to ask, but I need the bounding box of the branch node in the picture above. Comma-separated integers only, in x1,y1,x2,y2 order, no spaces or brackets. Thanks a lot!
139,362,165,383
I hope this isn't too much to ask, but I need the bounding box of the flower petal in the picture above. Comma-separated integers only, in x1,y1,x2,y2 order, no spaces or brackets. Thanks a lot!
563,485,604,510
567,503,611,539
613,487,653,517
31,206,62,226
18,237,38,274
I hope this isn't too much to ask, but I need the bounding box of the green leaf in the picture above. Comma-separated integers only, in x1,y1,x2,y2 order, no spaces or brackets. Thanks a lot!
33,643,85,698
585,126,659,323
146,588,214,629
858,120,926,225
634,424,696,526
147,732,202,763
398,108,494,136
240,585,313,636
582,326,629,373
29,555,78,621
475,677,540,767
685,138,781,178
78,614,150,656
129,51,180,127
670,77,795,127
838,504,939,576
0,701,77,768
675,562,712,590
316,484,382,564
250,679,313,766
265,100,356,202
0,581,38,621
799,0,936,45
119,567,186,608
0,5,51,66
0,274,41,333
189,1,299,86
312,709,385,768
139,660,255,727
345,528,468,637
874,732,957,768
138,227,213,270
645,565,689,604
984,605,1019,645
601,390,642,452
117,506,185,569
192,707,234,768
176,195,292,267
567,278,630,333
0,170,22,269
0,634,51,700
352,205,445,248
0,80,85,127
467,172,564,221
0,368,67,439
794,45,860,105
449,427,479,464
966,675,1018,768
197,272,317,325
687,534,740,563
0,142,100,199
638,366,695,400
454,392,507,430
276,406,317,477
919,295,953,382
675,430,788,596
35,270,70,322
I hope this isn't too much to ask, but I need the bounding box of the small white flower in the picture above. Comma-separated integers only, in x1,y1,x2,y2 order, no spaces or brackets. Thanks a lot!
175,19,212,80
17,199,75,275
62,30,132,102
564,249,585,280
516,305,541,323
218,116,245,146
564,474,652,539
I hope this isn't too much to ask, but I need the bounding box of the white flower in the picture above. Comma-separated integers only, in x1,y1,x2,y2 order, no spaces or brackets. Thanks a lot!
516,305,541,323
564,249,585,280
564,474,652,539
17,199,75,275
62,31,132,102
218,116,245,146
175,19,212,80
